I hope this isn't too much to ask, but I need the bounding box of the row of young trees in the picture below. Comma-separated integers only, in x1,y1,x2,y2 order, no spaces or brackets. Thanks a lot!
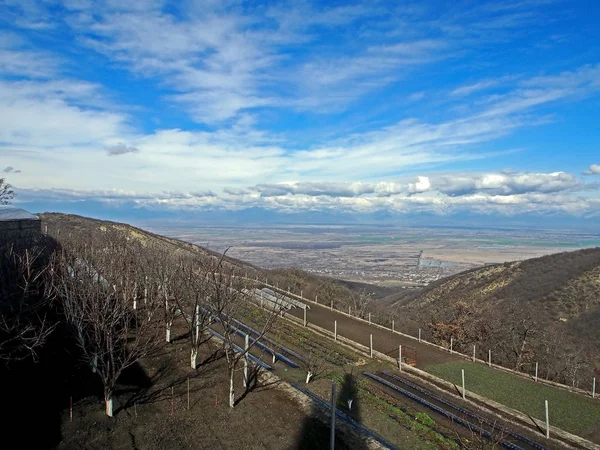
2,224,286,417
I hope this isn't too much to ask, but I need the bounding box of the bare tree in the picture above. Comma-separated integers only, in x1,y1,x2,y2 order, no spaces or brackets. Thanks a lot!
209,255,285,407
51,235,162,416
303,347,331,384
0,178,14,205
348,288,373,319
0,235,56,363
173,256,214,369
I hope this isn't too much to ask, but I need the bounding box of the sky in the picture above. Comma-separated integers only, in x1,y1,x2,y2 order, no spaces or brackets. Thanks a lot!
1,0,600,226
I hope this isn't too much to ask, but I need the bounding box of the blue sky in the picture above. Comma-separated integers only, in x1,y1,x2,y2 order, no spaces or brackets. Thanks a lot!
1,0,600,224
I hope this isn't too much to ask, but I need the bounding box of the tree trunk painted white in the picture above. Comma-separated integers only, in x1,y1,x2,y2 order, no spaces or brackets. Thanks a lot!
229,369,235,408
191,348,198,369
166,324,171,343
105,395,113,417
306,371,313,384
243,334,249,388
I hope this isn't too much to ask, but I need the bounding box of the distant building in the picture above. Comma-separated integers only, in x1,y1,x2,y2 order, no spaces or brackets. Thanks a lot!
0,206,41,240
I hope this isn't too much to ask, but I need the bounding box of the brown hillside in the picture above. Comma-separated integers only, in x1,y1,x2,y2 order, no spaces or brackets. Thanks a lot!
396,247,600,387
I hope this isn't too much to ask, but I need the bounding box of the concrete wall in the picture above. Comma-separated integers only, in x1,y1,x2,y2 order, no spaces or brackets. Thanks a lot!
0,219,42,241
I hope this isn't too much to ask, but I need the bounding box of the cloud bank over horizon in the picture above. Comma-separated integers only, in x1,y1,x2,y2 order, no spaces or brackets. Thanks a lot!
1,1,600,224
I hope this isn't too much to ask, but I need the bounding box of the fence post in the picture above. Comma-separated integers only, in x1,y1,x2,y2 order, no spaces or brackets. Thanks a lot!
392,319,394,332
450,337,453,354
535,362,539,382
461,369,466,399
398,345,402,371
418,329,421,342
330,382,337,450
348,306,351,315
334,320,337,341
488,350,491,367
300,290,303,299
370,334,373,358
315,294,318,304
472,345,476,362
330,300,333,311
593,377,596,399
303,308,307,327
368,312,371,324
545,400,550,439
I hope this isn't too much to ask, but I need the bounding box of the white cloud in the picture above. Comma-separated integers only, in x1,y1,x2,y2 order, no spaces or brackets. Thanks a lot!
583,164,600,175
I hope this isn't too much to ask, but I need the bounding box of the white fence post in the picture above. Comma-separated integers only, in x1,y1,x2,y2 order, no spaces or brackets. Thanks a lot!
418,329,421,342
488,350,491,367
535,362,539,382
450,337,453,354
368,312,371,324
398,345,402,371
472,345,476,362
334,320,337,341
315,294,318,304
303,307,307,327
461,369,466,399
545,400,550,439
593,377,596,399
330,300,333,311
392,319,394,332
370,334,373,358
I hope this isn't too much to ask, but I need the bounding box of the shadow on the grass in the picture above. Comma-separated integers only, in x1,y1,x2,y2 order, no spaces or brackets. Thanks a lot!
294,372,368,450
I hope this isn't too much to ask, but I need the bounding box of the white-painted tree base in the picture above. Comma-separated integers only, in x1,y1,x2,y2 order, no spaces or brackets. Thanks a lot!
105,397,113,417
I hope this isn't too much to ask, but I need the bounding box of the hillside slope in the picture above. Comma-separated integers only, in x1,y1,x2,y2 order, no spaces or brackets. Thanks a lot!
392,247,600,386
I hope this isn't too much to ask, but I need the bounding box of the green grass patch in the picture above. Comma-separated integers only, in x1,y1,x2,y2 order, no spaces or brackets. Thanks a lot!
425,361,600,436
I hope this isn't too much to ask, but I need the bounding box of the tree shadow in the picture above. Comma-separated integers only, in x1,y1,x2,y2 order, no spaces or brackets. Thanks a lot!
1,232,73,448
294,376,368,450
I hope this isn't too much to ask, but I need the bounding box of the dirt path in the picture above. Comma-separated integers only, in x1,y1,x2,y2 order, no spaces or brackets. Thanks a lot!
288,302,459,368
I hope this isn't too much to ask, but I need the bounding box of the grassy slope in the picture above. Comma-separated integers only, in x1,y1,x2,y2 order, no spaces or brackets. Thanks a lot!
425,361,600,436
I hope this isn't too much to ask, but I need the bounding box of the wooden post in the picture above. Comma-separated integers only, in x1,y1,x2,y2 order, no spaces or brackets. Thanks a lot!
472,345,476,362
461,369,465,399
392,319,394,332
450,337,453,354
398,345,402,371
330,300,333,311
300,290,303,299
593,377,596,399
535,362,539,382
348,306,351,315
368,312,371,324
418,329,421,342
303,307,307,327
334,320,337,340
488,350,491,367
330,382,337,450
315,294,318,304
545,400,550,439
370,334,373,358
